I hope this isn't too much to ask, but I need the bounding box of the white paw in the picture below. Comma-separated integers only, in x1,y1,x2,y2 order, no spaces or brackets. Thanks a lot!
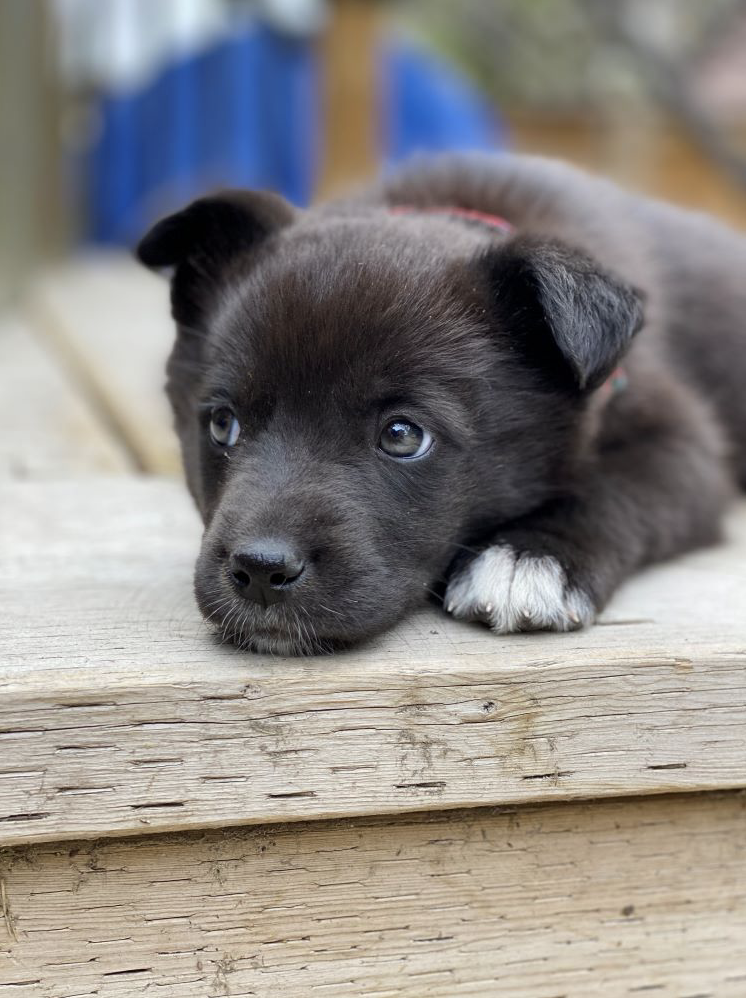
444,545,594,634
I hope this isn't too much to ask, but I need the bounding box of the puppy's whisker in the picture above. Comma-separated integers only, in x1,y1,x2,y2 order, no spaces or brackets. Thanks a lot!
203,595,233,625
316,601,343,619
220,602,242,643
288,606,308,655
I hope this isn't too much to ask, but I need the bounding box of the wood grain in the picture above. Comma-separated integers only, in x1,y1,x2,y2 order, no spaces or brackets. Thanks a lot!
2,792,745,996
0,317,132,477
1,478,745,846
28,255,181,475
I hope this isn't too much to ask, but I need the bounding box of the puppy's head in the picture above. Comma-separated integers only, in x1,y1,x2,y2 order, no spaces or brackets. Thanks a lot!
137,191,642,654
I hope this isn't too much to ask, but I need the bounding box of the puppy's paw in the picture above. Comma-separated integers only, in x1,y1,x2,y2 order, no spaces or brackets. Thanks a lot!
444,545,595,634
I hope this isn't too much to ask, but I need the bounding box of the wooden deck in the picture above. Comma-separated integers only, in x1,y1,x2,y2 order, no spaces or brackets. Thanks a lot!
1,257,745,996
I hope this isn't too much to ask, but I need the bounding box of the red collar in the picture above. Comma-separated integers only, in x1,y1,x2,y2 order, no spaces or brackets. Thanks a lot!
600,366,628,399
389,204,513,233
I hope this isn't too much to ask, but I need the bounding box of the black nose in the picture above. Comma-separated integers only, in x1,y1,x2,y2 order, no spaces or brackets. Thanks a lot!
228,541,305,606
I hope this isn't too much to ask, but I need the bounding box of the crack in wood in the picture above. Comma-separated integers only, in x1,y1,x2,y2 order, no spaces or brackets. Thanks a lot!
0,812,50,823
394,782,447,791
1,878,18,941
102,967,153,976
265,791,317,800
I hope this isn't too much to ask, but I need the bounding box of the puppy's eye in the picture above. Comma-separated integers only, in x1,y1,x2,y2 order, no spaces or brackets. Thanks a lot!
209,406,240,447
378,419,433,460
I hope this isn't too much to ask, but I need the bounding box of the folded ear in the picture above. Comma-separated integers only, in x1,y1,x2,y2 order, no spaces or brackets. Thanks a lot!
486,237,644,391
136,190,295,325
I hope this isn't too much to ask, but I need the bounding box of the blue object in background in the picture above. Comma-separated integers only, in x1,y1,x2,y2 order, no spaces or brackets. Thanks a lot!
381,38,502,168
84,20,503,245
87,21,318,244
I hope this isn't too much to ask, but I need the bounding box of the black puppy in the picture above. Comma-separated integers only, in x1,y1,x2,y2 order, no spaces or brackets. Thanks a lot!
137,153,744,654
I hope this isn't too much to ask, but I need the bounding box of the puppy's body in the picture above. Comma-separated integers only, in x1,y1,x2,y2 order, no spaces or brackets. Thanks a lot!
137,154,745,654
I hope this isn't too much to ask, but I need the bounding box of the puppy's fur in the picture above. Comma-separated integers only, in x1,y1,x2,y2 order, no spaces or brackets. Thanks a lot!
137,153,745,655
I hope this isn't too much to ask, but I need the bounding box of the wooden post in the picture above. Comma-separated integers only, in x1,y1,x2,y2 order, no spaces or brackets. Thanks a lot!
315,0,381,199
0,2,68,305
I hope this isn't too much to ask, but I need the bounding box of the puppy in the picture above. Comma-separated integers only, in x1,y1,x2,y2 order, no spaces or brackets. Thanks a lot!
136,153,745,655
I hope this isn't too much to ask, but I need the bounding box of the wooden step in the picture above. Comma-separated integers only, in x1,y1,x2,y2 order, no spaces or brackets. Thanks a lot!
0,316,132,477
2,792,745,996
2,477,745,848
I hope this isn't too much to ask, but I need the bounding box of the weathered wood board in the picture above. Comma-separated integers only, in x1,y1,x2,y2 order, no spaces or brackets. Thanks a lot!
0,317,132,477
1,478,745,847
28,256,180,475
2,792,745,997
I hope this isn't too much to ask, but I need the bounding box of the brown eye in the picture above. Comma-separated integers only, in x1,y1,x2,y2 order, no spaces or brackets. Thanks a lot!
209,406,240,447
378,419,433,459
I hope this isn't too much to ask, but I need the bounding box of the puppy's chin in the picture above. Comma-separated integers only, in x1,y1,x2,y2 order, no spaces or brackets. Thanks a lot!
240,629,337,657
194,579,347,657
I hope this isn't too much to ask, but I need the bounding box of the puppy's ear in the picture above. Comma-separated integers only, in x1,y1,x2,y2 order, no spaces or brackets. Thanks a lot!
136,190,294,325
486,237,644,391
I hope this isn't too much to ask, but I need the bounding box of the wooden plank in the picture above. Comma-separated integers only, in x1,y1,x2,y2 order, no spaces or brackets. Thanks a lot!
1,792,745,996
28,255,181,475
1,478,745,846
0,317,132,477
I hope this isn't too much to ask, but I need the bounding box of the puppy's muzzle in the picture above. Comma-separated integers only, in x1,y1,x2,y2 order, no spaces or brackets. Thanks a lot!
228,539,306,607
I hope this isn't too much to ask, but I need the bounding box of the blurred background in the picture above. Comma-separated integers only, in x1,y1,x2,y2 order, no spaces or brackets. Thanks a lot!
5,0,746,303
2,0,746,477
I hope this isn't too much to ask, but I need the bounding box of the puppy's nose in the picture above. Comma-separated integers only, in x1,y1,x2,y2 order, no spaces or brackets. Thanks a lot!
228,541,305,606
